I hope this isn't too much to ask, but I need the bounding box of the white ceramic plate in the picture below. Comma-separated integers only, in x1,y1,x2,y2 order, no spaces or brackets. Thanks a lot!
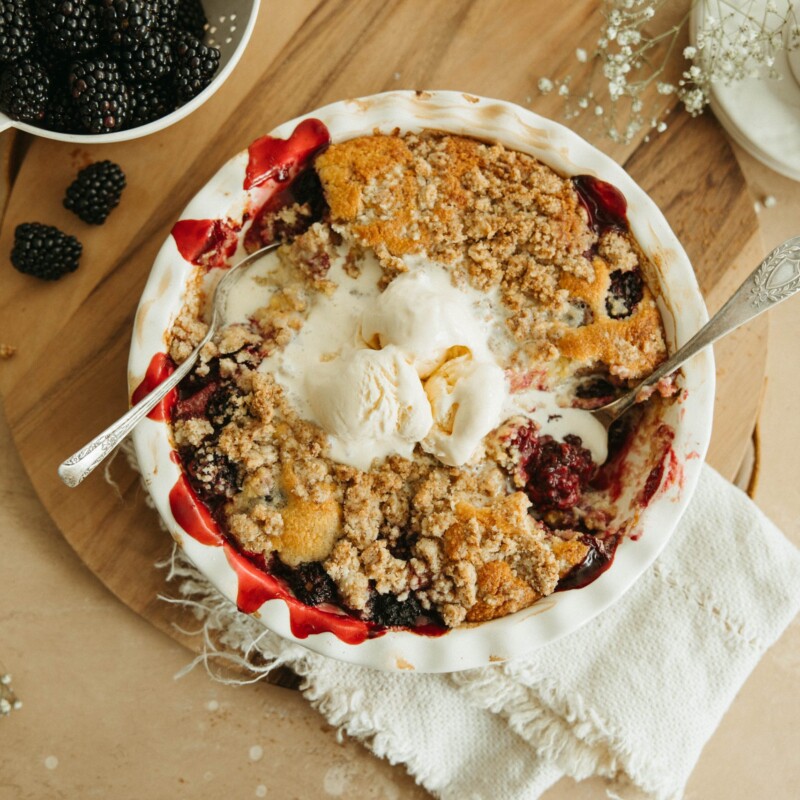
129,91,715,672
691,0,800,182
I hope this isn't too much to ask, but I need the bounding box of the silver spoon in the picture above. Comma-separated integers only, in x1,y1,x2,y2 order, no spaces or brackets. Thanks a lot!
57,243,281,488
588,235,800,432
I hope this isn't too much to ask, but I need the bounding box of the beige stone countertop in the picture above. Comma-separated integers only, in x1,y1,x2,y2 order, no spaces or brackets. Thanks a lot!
1,145,798,800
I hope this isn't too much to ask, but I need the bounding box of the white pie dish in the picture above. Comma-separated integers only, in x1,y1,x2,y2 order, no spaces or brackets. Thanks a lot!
128,90,714,672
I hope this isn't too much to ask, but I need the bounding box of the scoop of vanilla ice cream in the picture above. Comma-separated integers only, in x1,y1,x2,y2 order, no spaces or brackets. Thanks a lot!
306,345,433,471
360,268,493,378
422,350,507,467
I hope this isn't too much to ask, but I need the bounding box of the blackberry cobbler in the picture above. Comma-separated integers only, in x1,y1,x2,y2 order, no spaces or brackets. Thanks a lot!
164,126,675,631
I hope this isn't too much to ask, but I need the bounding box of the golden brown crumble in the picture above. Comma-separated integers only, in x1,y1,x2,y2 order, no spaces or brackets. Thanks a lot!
0,344,16,360
166,129,672,628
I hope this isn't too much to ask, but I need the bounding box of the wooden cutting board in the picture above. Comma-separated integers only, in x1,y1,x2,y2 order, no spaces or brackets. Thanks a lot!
0,0,766,688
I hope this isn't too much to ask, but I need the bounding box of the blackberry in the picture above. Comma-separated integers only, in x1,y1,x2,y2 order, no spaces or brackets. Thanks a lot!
0,60,49,123
69,57,122,99
176,0,206,39
101,0,156,47
43,89,83,132
69,58,130,132
30,39,73,79
605,269,644,319
369,592,424,628
182,442,240,502
0,1,35,63
63,160,126,224
78,81,130,132
174,380,219,421
273,560,339,607
11,223,82,281
516,430,596,512
156,0,178,31
206,381,248,429
118,30,172,82
128,79,173,125
173,32,218,102
127,79,174,126
35,0,101,55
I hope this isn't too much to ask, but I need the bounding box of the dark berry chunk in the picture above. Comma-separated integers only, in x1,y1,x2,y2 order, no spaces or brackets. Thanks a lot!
575,377,616,401
514,426,596,511
0,59,49,122
388,528,416,561
173,32,219,102
173,380,222,421
557,535,618,591
118,30,172,82
273,560,339,606
11,223,82,281
0,0,35,63
291,168,327,218
34,0,101,55
176,0,206,39
369,591,424,628
182,442,240,501
605,269,644,319
63,160,126,224
206,381,248,429
573,376,618,409
101,0,156,48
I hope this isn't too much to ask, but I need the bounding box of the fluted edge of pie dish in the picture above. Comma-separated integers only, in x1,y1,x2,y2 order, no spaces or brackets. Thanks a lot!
128,90,714,673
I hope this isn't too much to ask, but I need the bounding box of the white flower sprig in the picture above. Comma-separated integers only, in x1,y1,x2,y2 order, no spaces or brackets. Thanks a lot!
0,670,22,717
539,0,799,143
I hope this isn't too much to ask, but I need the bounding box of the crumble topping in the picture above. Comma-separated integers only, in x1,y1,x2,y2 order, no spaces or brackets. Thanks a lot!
165,129,674,630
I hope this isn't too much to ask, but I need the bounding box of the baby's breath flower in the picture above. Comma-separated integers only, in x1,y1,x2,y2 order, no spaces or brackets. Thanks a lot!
538,0,798,144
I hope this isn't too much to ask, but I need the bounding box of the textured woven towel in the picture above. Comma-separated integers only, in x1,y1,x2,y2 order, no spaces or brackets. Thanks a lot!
163,465,800,800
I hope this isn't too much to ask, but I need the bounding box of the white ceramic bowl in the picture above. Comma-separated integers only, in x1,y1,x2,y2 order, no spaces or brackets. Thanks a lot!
129,91,715,672
0,0,260,143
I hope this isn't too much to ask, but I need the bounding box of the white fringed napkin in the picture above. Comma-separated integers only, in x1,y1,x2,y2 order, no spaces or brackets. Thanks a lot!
161,465,800,800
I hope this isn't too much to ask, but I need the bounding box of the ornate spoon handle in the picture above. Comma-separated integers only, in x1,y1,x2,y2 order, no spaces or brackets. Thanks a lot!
595,235,800,426
57,326,214,488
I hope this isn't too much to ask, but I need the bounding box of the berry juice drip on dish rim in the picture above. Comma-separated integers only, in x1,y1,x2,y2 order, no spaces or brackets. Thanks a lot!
131,351,176,421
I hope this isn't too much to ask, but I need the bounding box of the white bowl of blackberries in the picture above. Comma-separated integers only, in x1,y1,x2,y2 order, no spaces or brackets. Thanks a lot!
0,0,260,141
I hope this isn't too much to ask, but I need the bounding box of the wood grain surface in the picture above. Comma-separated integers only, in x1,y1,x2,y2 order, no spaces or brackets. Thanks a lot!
0,0,766,688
